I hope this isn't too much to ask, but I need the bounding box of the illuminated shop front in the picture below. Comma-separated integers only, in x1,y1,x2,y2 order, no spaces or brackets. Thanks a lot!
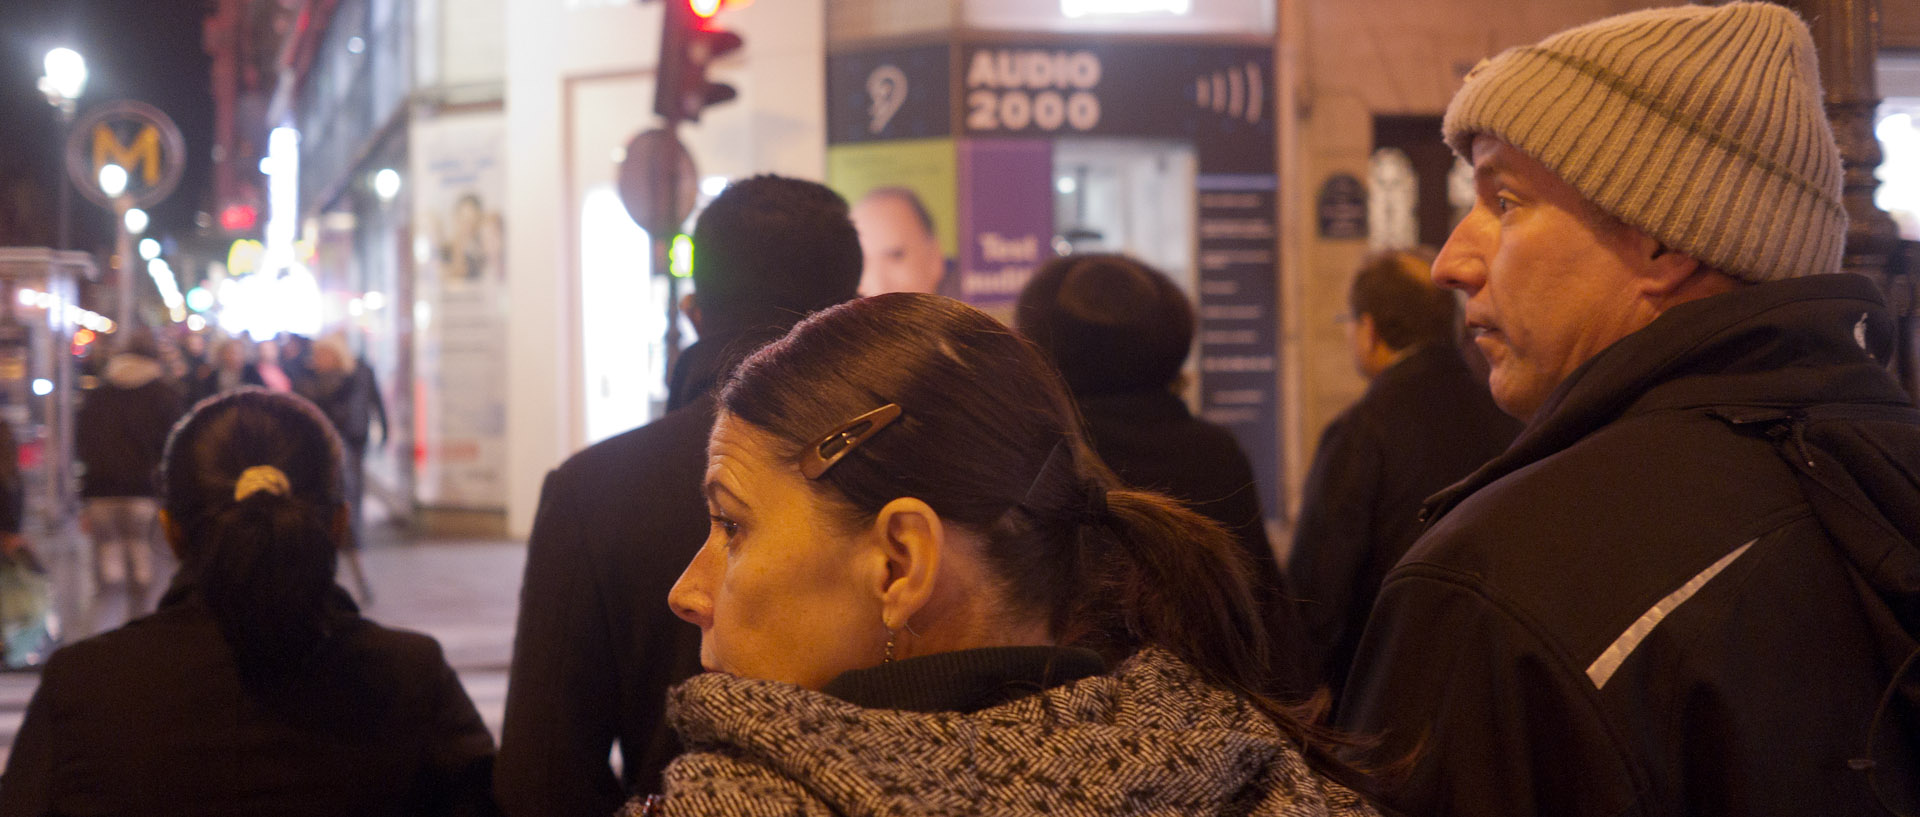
826,0,1287,514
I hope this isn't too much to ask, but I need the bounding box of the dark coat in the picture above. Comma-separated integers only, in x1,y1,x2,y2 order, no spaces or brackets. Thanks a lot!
0,585,497,817
75,355,186,499
1338,274,1920,817
298,360,388,454
1286,343,1519,700
189,363,266,405
1075,388,1312,696
495,329,784,817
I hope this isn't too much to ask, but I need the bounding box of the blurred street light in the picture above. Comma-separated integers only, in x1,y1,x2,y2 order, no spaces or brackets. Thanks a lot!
40,48,87,250
38,48,87,117
139,238,161,260
373,168,401,202
98,164,128,198
124,208,149,234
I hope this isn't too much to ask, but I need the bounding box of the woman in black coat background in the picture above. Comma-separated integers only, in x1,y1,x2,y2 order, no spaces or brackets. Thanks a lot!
0,389,496,817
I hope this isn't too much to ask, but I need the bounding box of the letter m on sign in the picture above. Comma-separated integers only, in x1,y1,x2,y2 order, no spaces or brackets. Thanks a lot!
93,125,162,187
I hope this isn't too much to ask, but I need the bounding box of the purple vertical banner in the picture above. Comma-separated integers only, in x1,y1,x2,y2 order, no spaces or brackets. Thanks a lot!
956,139,1053,309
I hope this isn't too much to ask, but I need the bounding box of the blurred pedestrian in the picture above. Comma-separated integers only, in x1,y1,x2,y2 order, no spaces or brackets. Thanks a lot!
1014,252,1312,697
295,332,385,602
278,332,314,385
0,416,21,555
496,176,864,817
0,389,498,817
1337,5,1920,815
253,338,293,392
191,335,265,403
1287,250,1518,702
643,292,1380,816
75,328,185,631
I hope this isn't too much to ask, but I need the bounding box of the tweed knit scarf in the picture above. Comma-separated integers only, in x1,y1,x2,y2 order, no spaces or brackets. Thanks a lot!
632,648,1378,817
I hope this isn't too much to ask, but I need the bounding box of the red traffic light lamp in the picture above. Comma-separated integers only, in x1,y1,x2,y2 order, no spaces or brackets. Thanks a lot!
654,0,743,124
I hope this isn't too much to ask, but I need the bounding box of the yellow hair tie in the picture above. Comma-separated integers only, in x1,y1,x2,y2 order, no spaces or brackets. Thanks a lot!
233,465,291,502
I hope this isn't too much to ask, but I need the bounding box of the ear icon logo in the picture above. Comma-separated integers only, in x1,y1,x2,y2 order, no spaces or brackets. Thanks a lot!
1193,62,1264,124
867,65,908,134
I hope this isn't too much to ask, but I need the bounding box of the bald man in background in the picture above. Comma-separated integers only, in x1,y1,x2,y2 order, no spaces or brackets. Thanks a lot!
852,187,957,297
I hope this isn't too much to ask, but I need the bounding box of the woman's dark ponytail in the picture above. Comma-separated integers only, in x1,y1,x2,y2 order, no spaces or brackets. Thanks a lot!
1077,482,1389,801
196,490,338,680
162,389,347,686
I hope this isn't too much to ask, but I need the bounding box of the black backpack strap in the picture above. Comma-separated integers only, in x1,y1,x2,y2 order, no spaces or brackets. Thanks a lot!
1710,402,1920,816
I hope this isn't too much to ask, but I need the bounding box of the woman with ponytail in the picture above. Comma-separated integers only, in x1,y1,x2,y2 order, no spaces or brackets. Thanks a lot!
0,389,497,817
645,293,1380,816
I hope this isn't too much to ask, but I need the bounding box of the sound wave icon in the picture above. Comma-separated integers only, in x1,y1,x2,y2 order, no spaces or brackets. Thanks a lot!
1194,62,1264,124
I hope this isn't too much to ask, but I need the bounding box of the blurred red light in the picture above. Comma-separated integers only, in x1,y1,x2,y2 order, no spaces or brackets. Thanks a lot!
74,328,96,346
219,204,257,232
690,0,722,18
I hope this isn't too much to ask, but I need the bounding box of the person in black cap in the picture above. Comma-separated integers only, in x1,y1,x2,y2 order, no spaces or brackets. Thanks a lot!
495,176,864,817
1015,252,1309,697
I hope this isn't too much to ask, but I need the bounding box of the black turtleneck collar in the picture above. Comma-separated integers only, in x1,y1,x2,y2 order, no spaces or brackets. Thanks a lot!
821,646,1107,713
664,322,799,412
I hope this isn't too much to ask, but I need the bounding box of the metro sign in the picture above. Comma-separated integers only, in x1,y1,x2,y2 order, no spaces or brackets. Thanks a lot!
65,100,186,210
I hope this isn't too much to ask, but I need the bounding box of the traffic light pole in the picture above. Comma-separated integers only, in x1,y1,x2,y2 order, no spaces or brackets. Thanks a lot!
657,199,683,390
644,0,742,398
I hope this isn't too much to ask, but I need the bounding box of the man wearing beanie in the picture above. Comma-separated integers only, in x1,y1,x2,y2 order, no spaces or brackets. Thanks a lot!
1337,4,1920,816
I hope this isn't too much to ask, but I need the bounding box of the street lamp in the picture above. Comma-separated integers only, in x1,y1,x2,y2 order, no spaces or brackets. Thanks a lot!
39,48,87,251
98,164,127,199
98,164,135,332
38,49,87,114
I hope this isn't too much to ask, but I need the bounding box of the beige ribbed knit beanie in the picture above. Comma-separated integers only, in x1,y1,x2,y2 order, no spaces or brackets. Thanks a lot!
1443,2,1845,282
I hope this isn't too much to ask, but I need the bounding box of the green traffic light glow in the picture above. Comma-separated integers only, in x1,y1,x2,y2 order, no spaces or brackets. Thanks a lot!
670,233,694,278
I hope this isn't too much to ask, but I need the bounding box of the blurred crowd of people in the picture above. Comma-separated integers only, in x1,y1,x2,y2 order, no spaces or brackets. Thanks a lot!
70,326,385,634
1,4,1916,817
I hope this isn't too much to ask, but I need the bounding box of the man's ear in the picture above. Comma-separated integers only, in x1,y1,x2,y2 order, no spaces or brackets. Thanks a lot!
870,497,943,631
332,504,351,550
1356,313,1381,352
680,293,703,334
158,510,186,559
1634,236,1703,298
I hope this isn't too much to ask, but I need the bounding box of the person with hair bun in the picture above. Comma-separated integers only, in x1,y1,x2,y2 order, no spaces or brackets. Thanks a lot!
644,293,1379,817
0,389,497,817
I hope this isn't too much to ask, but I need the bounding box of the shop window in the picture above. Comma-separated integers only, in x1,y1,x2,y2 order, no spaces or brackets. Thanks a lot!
1371,115,1458,251
1367,147,1417,252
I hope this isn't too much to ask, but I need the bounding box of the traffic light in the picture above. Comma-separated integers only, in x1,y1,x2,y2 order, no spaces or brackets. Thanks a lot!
654,0,743,124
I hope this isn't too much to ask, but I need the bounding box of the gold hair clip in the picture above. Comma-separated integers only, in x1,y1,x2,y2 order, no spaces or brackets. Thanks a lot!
799,403,902,479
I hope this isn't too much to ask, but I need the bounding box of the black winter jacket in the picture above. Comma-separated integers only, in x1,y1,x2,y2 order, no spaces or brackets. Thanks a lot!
0,583,497,816
1339,274,1920,817
1075,388,1312,696
495,328,789,817
1288,343,1519,700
